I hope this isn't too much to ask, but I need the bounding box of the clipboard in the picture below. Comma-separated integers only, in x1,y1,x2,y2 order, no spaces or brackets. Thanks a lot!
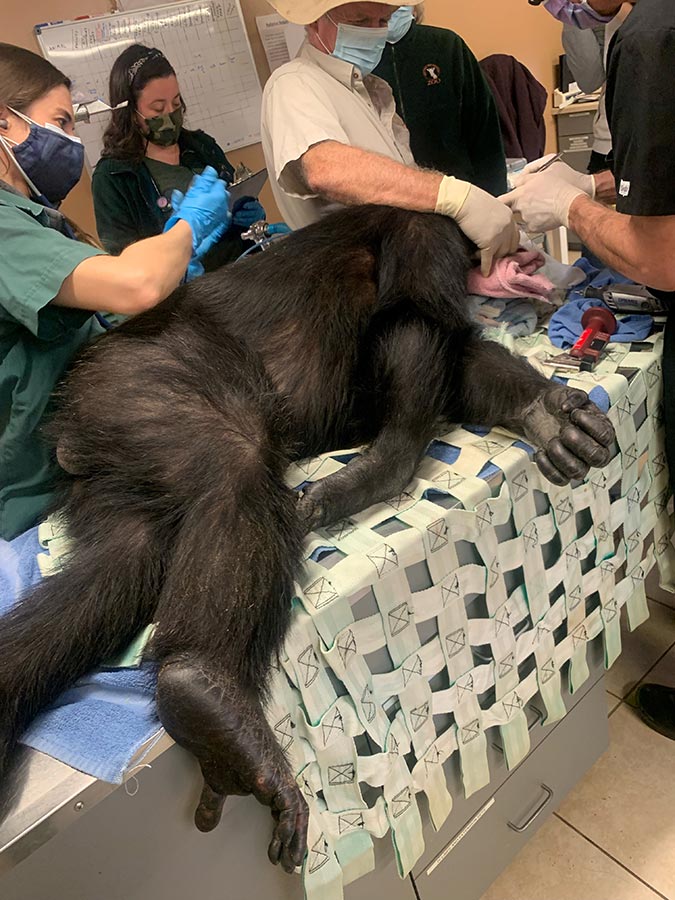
228,169,268,209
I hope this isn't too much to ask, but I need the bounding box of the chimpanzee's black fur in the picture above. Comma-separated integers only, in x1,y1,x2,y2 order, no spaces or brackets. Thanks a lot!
0,206,614,872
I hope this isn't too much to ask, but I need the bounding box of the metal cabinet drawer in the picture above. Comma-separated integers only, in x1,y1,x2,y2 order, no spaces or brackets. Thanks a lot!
413,633,605,877
411,677,608,900
556,109,596,136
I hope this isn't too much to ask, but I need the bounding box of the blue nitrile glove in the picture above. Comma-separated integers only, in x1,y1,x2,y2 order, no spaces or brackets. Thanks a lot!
185,259,205,282
164,166,231,257
233,197,266,229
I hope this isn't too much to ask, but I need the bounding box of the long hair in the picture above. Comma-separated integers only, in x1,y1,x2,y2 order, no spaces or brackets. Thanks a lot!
101,44,182,163
0,43,71,184
0,43,98,246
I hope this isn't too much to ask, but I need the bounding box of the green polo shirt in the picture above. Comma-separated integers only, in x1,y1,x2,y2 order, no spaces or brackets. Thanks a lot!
0,188,105,540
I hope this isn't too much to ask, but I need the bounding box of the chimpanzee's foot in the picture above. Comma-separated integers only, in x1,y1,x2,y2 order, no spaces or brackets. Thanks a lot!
156,659,308,873
521,386,615,486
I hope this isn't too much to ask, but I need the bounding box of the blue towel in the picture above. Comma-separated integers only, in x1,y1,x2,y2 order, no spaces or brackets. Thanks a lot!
0,529,161,783
548,298,653,349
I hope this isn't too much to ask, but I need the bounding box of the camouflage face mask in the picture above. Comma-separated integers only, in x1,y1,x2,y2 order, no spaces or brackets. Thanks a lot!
143,107,184,147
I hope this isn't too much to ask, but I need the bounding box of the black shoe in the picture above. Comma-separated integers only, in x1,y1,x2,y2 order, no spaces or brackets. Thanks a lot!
634,683,675,741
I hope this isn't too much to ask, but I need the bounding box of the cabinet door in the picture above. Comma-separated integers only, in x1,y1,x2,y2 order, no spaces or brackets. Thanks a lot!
412,677,608,900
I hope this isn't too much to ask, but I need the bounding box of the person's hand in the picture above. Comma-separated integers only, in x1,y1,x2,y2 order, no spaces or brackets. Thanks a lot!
436,176,520,276
511,156,596,198
501,172,586,232
186,259,205,282
233,198,266,229
164,166,231,257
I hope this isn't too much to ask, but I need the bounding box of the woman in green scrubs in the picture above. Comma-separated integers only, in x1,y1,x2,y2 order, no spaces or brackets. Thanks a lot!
0,43,230,540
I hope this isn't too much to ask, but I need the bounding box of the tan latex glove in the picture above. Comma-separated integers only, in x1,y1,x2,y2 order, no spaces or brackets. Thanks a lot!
511,155,596,199
501,171,586,232
436,176,520,276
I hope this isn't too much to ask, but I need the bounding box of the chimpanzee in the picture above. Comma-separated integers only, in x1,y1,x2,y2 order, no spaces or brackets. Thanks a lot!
0,205,614,874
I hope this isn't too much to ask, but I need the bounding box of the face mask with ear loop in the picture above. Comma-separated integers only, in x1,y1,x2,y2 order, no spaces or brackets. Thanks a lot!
317,16,389,76
0,106,84,207
387,6,415,44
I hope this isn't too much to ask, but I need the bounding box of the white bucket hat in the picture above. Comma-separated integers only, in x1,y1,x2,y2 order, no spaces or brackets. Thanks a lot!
266,0,423,26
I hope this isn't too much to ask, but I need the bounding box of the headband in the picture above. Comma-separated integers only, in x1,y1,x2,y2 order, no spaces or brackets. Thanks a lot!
127,48,165,86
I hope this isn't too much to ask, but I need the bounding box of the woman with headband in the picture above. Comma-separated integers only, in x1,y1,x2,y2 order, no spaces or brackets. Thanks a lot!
0,43,230,540
93,44,265,268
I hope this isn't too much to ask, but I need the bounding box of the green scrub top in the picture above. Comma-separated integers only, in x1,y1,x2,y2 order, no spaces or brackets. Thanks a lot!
0,187,105,540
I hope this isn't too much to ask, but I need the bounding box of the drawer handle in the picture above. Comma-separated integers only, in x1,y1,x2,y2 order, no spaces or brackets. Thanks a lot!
507,784,554,833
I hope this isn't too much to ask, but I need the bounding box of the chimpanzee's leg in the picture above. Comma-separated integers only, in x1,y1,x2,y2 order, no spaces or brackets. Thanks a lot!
296,320,451,532
451,335,615,485
149,397,308,874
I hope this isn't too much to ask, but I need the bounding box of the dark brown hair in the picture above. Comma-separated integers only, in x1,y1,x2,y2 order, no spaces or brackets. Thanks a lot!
101,44,183,163
0,44,99,245
0,42,71,115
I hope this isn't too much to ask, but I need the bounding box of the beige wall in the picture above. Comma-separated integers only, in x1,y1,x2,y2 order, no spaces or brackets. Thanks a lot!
4,0,562,232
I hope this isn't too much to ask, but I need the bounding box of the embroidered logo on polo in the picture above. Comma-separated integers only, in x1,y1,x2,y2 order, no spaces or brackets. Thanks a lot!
422,63,441,85
308,835,330,873
305,576,339,609
298,645,320,687
388,601,412,636
390,787,412,817
328,763,356,786
367,543,399,577
427,518,449,552
274,714,295,752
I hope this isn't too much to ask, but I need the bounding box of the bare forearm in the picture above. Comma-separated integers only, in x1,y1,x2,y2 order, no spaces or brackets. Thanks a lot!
56,222,193,314
568,195,675,291
301,141,441,211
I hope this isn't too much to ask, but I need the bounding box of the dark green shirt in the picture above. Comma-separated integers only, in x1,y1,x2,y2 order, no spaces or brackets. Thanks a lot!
93,128,247,270
144,157,197,201
0,188,104,539
375,24,507,196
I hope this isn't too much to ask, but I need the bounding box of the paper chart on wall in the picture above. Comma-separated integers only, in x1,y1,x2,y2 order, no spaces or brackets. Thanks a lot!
36,1,263,171
256,13,305,73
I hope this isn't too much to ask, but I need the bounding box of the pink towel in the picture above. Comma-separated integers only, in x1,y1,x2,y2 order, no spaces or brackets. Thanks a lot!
467,249,555,303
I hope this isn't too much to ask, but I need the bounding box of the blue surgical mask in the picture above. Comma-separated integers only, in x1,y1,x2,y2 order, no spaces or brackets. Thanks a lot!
2,106,84,205
325,16,389,76
387,6,414,44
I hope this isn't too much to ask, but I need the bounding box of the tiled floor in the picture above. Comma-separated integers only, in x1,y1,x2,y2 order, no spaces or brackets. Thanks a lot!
481,569,675,900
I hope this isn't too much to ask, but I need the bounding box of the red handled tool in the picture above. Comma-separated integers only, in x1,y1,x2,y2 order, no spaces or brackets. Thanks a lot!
543,306,618,373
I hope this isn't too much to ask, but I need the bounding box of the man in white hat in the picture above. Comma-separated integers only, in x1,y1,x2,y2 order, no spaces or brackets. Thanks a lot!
261,0,518,275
